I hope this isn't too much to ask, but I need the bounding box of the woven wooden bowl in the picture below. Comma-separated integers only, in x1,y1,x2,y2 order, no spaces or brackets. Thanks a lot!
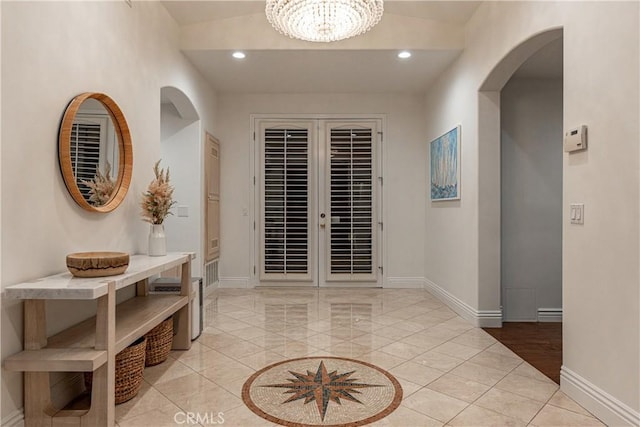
66,251,129,277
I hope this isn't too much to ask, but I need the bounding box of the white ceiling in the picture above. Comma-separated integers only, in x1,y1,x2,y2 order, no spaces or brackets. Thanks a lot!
161,1,484,93
183,49,462,94
163,1,265,23
162,1,482,25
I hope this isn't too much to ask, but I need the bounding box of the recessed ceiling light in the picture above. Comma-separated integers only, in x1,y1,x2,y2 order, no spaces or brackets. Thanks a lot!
397,51,412,59
232,51,246,59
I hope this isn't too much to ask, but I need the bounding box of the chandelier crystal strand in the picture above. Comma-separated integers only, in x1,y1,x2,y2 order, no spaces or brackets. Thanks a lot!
265,0,384,43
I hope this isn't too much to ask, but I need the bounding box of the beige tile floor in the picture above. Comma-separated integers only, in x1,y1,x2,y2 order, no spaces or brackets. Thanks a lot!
115,288,605,426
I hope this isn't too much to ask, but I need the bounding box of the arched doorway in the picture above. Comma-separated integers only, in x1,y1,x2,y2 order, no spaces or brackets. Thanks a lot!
477,28,563,321
478,29,564,383
160,86,202,276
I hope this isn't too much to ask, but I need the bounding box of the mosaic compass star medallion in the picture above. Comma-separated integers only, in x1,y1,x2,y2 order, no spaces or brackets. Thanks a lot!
242,357,403,427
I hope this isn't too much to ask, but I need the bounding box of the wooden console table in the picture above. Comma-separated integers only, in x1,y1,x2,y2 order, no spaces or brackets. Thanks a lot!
3,252,194,426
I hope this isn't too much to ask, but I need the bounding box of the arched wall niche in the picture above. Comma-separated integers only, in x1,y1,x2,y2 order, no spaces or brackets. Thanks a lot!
161,86,199,122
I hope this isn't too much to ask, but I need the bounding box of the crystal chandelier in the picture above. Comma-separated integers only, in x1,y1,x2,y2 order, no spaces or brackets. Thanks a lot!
265,0,384,43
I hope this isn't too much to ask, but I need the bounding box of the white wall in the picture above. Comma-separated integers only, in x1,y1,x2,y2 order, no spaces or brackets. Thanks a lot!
0,1,3,423
216,93,426,288
0,1,217,420
424,2,638,425
160,103,202,277
501,78,563,321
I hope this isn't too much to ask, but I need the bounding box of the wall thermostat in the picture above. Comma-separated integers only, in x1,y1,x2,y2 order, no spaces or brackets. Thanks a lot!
564,125,588,153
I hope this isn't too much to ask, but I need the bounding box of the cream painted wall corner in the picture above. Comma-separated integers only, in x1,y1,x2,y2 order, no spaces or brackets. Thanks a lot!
1,0,218,418
217,94,427,288
424,278,502,328
424,0,639,422
0,0,3,422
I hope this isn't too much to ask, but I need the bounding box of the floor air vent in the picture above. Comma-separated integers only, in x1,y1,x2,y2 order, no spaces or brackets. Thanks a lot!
204,259,219,289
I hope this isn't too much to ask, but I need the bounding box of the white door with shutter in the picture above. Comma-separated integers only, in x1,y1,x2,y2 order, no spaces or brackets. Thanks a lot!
320,121,379,286
256,118,381,287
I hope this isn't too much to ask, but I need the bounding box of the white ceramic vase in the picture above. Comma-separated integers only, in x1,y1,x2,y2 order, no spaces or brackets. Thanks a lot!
148,224,166,256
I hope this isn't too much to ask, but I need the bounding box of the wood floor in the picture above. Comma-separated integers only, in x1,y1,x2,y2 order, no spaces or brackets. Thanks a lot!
483,322,562,384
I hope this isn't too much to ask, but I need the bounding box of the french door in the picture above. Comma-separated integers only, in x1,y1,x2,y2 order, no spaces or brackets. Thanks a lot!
256,118,382,287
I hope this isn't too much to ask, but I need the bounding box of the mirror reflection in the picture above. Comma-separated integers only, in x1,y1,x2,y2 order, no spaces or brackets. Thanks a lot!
59,92,132,213
72,99,120,206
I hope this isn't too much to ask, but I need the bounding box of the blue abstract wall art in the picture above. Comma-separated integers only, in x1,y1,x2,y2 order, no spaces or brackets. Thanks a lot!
430,126,461,201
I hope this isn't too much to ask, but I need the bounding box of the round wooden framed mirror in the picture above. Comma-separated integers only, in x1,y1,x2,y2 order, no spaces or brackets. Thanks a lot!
59,93,133,213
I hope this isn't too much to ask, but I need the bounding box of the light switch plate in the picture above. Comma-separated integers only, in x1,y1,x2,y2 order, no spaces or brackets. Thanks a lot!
177,205,189,217
570,203,584,224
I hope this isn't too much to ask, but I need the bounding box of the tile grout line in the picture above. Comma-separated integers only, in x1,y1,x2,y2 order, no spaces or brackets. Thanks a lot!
196,289,595,427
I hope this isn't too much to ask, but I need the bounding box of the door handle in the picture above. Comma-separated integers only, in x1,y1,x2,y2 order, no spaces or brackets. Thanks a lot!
320,212,326,227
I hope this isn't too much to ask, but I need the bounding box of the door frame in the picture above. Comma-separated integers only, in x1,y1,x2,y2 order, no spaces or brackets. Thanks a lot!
319,120,381,287
250,114,387,288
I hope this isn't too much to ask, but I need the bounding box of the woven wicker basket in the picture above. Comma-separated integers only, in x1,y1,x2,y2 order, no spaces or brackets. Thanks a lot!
84,336,146,405
145,316,173,366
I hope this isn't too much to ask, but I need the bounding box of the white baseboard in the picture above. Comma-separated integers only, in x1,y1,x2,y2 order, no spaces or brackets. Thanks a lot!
385,277,425,289
2,409,24,427
538,307,562,322
476,310,503,327
561,366,640,426
218,277,251,288
424,278,502,327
